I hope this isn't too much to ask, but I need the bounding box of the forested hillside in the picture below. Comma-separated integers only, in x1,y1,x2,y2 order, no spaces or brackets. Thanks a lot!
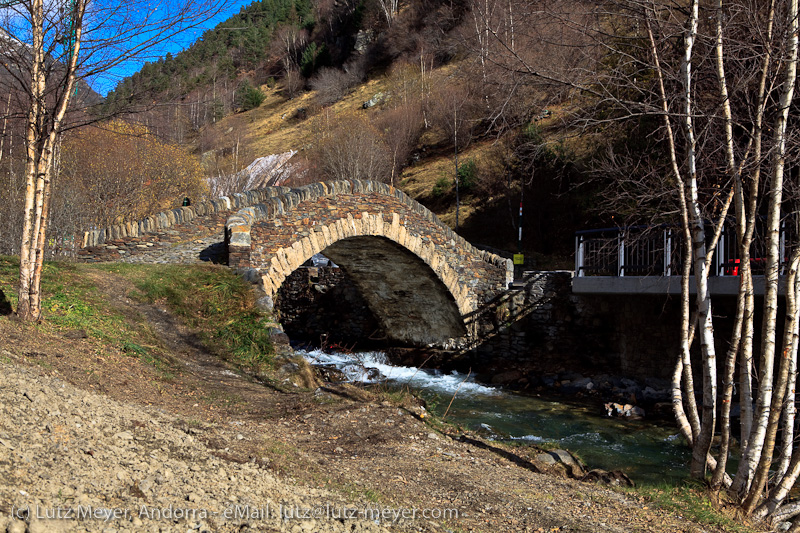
97,0,602,265
0,0,610,265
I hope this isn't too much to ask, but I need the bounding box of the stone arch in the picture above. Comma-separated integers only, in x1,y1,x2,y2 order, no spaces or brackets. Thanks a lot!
253,213,473,317
226,180,512,345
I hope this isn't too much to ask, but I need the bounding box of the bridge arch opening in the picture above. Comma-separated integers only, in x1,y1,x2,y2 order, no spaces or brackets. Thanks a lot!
274,235,467,347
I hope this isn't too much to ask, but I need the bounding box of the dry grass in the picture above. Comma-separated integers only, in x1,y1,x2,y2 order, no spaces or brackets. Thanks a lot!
209,77,392,159
196,64,570,236
400,139,503,228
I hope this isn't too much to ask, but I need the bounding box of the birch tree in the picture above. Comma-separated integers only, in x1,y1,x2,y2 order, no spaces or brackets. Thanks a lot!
376,0,399,26
0,0,230,321
474,0,800,523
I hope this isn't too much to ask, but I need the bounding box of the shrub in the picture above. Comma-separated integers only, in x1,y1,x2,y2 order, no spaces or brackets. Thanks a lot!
457,159,478,192
236,79,266,111
310,67,356,106
432,175,450,197
57,119,206,230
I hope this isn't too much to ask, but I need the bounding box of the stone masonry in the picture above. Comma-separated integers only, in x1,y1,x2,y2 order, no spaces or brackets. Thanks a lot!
77,188,291,263
226,180,513,346
71,181,691,378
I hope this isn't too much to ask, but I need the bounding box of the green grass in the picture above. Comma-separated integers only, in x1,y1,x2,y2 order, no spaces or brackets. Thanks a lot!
0,258,275,376
0,256,134,343
122,340,175,380
630,480,752,532
127,264,275,372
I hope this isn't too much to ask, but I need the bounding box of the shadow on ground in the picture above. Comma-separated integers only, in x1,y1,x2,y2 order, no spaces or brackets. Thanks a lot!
199,242,227,264
0,290,11,315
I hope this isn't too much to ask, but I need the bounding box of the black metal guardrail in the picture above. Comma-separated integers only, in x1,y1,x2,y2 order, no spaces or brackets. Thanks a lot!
575,221,793,277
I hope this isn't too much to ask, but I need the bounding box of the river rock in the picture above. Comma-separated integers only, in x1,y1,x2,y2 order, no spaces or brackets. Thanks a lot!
541,374,558,386
255,295,274,310
315,366,347,382
537,449,586,478
604,402,645,419
491,370,523,385
561,377,594,393
642,386,668,401
269,327,290,345
582,468,635,487
535,453,557,466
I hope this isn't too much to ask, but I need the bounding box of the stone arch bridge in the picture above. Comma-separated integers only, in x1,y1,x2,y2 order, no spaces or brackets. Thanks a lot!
225,180,513,346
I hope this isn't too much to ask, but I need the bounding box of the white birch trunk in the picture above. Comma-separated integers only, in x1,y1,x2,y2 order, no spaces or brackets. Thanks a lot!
17,0,47,321
776,253,800,481
741,0,798,510
645,8,701,443
730,0,777,495
16,0,84,321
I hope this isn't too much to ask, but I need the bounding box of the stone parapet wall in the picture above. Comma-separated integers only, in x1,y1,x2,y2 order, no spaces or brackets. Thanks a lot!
76,188,291,262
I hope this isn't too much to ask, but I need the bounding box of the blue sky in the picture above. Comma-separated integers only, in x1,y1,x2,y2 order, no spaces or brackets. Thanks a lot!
90,0,255,96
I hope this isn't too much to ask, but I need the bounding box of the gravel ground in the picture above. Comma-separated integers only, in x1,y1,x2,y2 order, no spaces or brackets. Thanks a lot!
0,360,397,533
0,258,745,533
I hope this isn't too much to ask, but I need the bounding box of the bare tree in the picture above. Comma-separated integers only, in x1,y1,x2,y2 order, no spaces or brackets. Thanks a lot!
270,23,308,78
376,0,400,26
310,66,359,106
374,101,423,186
311,109,391,182
0,0,230,321
430,82,481,230
469,0,800,522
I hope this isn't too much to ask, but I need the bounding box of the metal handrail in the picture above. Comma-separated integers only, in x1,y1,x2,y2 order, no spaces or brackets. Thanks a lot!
575,221,791,277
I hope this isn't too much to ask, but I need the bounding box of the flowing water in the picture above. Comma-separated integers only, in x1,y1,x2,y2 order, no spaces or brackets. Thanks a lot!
300,348,691,486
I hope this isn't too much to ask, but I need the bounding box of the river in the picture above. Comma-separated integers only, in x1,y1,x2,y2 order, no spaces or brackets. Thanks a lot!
299,348,691,486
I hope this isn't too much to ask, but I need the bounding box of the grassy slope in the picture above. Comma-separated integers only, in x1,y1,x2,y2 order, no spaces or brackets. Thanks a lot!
0,257,276,375
203,70,498,245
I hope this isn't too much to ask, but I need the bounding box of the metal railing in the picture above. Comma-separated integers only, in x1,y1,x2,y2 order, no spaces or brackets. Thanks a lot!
575,221,793,277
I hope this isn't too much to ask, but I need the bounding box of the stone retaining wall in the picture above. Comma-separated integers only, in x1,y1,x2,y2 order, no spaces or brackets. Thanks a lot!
275,266,384,343
465,271,619,381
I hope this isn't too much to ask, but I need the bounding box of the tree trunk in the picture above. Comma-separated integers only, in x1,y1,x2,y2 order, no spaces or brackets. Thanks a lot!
16,0,84,321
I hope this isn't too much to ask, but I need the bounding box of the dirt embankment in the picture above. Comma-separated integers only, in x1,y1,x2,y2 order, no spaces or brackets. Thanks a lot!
0,269,735,533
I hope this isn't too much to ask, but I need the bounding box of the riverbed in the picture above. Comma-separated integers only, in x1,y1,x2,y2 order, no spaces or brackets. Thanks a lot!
299,348,691,486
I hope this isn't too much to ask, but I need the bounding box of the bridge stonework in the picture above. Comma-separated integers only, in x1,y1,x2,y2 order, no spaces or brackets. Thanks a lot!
77,188,293,262
226,180,513,346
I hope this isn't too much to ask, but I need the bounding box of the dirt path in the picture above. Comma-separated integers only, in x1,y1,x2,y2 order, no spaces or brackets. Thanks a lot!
0,270,740,532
